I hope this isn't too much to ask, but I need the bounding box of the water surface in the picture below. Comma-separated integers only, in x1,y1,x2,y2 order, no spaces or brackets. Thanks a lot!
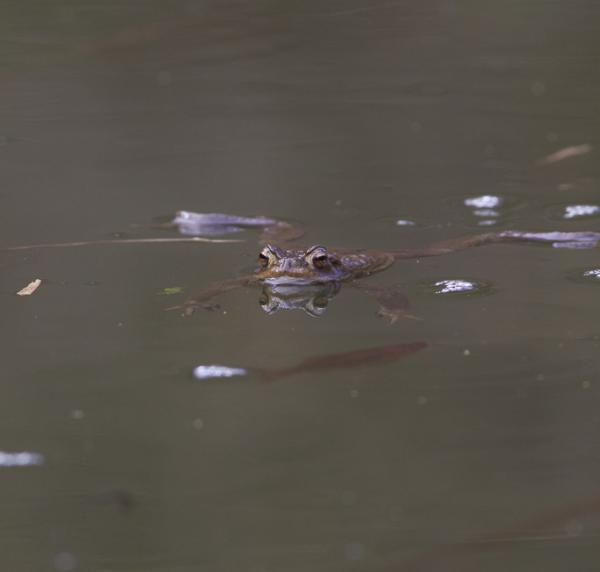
2,1,600,571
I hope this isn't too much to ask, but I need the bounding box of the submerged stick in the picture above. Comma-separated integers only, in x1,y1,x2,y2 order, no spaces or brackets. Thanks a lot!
1,236,243,252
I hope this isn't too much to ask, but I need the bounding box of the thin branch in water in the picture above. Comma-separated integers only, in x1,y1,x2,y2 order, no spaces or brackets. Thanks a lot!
1,237,244,252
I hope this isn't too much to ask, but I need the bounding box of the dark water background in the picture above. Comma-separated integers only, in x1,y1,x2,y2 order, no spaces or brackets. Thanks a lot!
2,1,600,570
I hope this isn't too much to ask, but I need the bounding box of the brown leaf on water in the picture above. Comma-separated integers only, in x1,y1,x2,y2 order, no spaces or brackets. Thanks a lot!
16,278,42,296
537,144,592,166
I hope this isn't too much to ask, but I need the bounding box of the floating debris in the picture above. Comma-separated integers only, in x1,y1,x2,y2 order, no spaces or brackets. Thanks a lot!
0,451,44,467
501,230,600,249
583,269,600,279
158,286,184,296
2,237,241,252
563,205,600,219
16,278,42,296
537,144,592,165
464,195,503,209
193,365,248,380
395,219,416,226
172,211,304,244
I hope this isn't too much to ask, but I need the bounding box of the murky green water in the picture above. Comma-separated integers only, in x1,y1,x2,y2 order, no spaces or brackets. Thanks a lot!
2,1,600,570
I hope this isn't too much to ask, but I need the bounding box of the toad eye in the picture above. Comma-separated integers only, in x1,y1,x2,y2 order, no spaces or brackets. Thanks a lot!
312,254,328,269
258,245,279,268
258,252,270,268
305,245,330,270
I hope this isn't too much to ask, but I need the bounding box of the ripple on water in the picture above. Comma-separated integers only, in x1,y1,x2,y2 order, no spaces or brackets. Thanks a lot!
421,278,494,296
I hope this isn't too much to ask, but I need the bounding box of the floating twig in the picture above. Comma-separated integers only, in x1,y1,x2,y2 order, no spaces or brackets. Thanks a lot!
2,236,243,252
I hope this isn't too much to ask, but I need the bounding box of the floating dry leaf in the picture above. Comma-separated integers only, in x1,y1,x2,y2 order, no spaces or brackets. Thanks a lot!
16,278,42,296
537,144,592,165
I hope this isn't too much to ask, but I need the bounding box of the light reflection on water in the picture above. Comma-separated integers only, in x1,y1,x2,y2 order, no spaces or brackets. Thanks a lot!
0,451,44,467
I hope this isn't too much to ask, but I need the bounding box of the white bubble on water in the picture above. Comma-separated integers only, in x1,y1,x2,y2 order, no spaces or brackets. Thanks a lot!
563,205,600,219
583,269,600,279
434,280,477,294
464,195,502,209
193,365,247,380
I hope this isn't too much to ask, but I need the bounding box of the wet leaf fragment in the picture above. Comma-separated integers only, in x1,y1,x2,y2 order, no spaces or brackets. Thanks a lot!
16,278,42,296
158,286,184,296
537,144,592,165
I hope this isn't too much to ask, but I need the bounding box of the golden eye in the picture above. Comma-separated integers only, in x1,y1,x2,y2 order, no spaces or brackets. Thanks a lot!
258,252,270,268
259,245,280,268
312,254,328,269
306,245,329,270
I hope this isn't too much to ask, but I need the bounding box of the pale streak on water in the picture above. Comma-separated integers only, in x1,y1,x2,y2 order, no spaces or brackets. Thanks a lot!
2,1,600,571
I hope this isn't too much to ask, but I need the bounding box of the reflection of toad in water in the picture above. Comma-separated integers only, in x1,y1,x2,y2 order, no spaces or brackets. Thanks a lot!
258,282,341,317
